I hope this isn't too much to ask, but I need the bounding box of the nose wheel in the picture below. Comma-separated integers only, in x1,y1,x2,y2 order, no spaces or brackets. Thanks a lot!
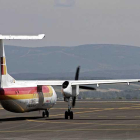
42,110,49,118
65,98,74,119
65,110,73,119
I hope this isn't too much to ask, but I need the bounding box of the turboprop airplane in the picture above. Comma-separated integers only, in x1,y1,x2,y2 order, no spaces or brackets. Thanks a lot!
0,34,140,119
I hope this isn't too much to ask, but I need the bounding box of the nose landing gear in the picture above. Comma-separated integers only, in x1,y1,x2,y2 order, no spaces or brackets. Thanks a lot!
65,109,73,119
42,109,49,118
65,98,73,119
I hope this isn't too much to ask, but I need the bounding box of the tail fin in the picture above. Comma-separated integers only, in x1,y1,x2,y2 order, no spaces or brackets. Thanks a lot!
0,34,45,87
0,40,15,87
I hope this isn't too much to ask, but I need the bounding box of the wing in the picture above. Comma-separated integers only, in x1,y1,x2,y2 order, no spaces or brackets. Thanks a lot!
71,79,140,86
17,79,140,86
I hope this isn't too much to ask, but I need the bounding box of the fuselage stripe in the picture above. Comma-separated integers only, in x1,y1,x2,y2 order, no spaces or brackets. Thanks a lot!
0,86,53,100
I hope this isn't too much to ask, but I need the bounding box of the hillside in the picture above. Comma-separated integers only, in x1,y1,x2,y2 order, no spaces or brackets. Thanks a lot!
4,44,140,79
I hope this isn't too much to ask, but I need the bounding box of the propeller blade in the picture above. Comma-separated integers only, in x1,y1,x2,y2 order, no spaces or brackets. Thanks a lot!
72,96,76,107
79,85,96,90
75,66,80,80
71,66,80,108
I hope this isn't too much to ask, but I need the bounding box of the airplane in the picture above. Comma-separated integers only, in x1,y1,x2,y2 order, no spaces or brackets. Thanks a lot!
0,34,140,120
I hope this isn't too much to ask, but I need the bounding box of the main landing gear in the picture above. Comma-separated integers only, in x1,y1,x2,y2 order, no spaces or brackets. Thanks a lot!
42,109,49,118
65,98,73,119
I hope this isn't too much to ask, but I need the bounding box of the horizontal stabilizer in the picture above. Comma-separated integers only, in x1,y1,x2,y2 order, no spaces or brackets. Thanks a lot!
0,34,45,40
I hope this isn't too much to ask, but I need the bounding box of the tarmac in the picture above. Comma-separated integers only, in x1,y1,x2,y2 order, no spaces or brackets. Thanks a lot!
1,100,140,140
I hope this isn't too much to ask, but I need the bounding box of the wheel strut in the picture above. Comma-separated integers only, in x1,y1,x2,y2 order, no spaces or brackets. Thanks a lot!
65,98,74,119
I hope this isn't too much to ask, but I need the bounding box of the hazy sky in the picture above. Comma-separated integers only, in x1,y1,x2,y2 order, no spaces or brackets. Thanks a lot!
0,0,140,47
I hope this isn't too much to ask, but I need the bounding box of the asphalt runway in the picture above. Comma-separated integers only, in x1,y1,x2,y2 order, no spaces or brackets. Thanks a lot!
1,101,140,140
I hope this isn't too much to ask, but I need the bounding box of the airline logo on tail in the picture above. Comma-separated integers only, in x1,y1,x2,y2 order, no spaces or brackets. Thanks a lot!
1,57,6,75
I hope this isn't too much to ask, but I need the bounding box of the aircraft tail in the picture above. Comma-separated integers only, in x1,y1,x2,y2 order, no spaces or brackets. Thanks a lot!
0,34,45,87
0,40,15,87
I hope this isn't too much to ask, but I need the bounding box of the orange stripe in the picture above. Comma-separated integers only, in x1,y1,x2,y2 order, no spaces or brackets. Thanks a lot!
1,65,7,75
0,94,34,100
0,92,53,100
1,57,6,75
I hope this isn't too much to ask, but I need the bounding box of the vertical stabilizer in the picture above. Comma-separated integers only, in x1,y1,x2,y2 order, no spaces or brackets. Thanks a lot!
0,34,45,87
0,40,15,87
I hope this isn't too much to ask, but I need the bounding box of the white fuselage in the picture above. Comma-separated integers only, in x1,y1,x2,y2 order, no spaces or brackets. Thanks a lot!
0,84,57,113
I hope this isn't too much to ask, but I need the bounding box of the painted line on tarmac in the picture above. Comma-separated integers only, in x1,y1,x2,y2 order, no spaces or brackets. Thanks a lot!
49,109,103,117
51,108,100,110
116,116,126,118
80,116,90,118
27,119,140,126
131,108,140,110
103,108,115,111
50,114,64,117
1,128,140,133
52,107,138,112
57,101,140,103
98,116,108,118
74,110,104,115
26,119,81,124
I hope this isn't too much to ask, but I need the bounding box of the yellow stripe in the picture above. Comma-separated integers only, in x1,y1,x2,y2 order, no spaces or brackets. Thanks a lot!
48,86,53,93
3,57,6,64
0,92,53,100
0,94,34,100
43,92,53,97
0,86,54,100
3,65,7,75
43,86,53,97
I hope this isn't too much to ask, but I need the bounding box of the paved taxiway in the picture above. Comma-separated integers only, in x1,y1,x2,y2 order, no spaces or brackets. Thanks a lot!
1,101,140,140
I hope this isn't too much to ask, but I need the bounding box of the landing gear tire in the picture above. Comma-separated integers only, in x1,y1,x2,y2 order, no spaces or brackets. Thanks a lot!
42,110,49,118
42,111,45,118
46,111,49,118
70,111,73,120
65,111,73,119
65,111,68,119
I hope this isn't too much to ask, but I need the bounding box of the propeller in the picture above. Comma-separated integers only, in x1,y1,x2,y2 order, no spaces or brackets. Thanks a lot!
75,66,80,80
72,66,80,107
72,66,96,107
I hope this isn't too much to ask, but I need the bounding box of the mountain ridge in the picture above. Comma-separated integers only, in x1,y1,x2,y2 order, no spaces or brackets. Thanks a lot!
4,44,140,79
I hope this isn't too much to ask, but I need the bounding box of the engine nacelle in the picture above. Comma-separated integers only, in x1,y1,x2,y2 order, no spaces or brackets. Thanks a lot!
62,81,72,97
61,81,79,98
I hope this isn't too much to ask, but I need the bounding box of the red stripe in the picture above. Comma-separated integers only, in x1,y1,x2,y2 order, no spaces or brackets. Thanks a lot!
0,86,50,95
